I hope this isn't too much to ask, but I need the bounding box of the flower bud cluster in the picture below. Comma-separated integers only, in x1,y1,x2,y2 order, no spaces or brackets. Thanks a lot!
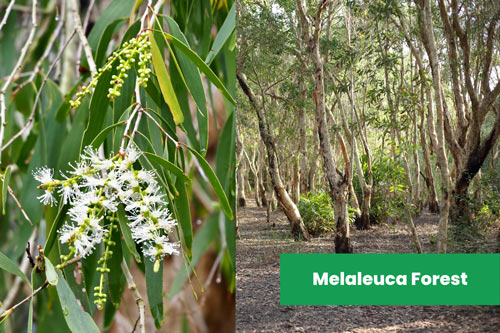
34,146,179,309
69,33,153,108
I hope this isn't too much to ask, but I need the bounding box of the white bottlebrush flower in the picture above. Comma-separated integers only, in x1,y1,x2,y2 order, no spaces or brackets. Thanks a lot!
68,160,90,177
36,145,179,263
33,167,54,185
143,235,179,260
58,183,80,204
83,174,106,188
137,170,155,184
120,147,141,168
130,222,157,243
101,197,118,212
37,189,56,206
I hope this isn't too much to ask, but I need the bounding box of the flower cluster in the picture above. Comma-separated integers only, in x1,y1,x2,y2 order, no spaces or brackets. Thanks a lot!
34,147,179,308
69,33,153,108
34,147,179,262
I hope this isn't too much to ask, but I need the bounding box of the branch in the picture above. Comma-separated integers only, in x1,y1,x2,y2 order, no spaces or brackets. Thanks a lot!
121,259,145,333
0,231,37,314
0,0,16,33
69,0,96,75
1,29,77,153
0,0,38,163
8,185,32,225
75,0,96,73
0,281,49,319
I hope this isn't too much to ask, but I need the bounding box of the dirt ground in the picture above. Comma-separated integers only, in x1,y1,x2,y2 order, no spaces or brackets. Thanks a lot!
236,199,500,332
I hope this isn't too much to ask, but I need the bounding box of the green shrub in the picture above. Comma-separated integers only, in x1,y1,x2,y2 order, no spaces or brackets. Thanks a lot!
298,192,335,236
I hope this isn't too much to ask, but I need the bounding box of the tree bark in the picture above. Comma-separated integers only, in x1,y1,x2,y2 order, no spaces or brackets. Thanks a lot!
236,134,247,207
238,72,310,241
418,0,453,253
296,0,352,252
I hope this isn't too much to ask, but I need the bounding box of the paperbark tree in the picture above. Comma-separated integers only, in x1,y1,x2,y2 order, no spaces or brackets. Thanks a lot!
296,0,352,252
417,0,453,253
237,72,310,241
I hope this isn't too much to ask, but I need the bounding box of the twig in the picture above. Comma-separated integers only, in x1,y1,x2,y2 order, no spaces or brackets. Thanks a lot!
0,281,49,319
126,103,144,152
14,0,66,94
119,105,140,154
141,108,179,147
8,185,33,225
121,259,145,333
1,29,76,152
0,0,16,33
69,0,96,75
203,250,222,289
56,255,81,269
0,230,37,314
75,0,96,73
0,0,38,163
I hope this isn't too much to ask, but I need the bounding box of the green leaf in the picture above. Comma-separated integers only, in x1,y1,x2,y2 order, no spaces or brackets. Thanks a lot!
2,165,11,215
143,152,190,183
174,177,192,252
168,218,218,298
154,27,236,106
44,258,58,286
149,29,184,125
205,2,236,64
83,0,135,69
164,16,209,154
0,250,30,286
80,70,112,151
48,258,100,333
89,120,126,149
107,223,124,307
117,205,141,263
94,18,126,67
44,204,68,256
145,259,163,329
186,146,233,220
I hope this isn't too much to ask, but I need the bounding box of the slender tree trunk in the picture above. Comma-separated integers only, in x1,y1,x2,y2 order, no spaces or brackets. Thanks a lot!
238,73,310,241
297,0,351,252
419,84,440,213
418,0,453,253
236,134,247,207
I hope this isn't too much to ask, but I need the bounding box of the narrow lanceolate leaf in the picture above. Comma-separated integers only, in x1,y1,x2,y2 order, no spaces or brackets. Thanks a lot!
44,258,58,286
44,203,68,256
145,259,163,329
149,30,184,125
186,147,233,220
143,152,190,183
0,250,30,286
48,258,100,333
154,28,236,106
164,16,209,154
2,165,11,215
205,2,236,65
89,121,127,149
174,177,193,252
117,205,141,263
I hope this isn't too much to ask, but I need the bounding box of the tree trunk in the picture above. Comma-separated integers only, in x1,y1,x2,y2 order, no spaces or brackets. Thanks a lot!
238,73,310,241
296,0,351,252
418,0,453,253
236,134,247,208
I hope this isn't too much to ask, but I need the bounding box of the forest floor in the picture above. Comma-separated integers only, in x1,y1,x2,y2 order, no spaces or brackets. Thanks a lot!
236,199,500,332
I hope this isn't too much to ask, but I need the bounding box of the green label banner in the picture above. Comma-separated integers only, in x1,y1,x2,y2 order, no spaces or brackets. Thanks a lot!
280,254,500,305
